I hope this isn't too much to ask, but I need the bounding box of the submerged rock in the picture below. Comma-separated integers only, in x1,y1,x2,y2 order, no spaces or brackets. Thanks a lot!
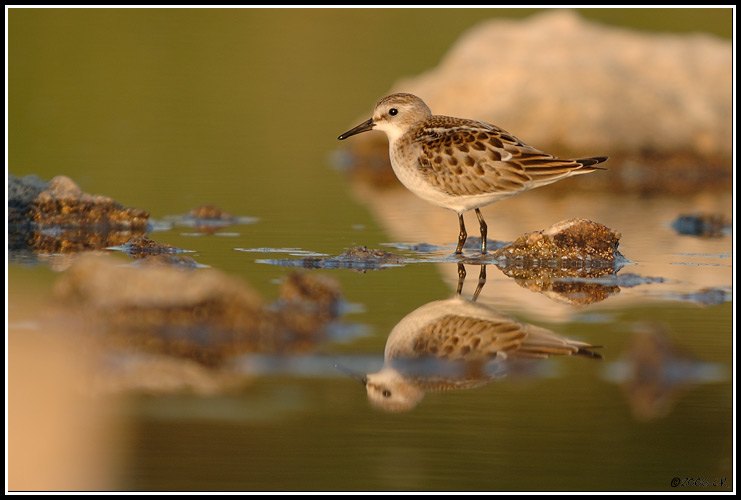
339,10,731,194
188,204,234,221
671,213,731,238
45,256,349,371
112,237,192,258
258,245,407,271
162,203,258,234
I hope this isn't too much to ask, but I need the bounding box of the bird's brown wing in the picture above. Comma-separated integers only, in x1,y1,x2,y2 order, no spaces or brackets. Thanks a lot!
414,116,606,197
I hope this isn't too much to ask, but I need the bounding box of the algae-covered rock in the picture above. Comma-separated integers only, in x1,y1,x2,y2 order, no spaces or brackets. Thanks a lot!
8,173,149,258
487,218,625,305
492,218,623,268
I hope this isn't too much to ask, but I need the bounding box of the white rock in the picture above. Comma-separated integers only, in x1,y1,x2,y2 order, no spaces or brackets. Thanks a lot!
391,10,732,159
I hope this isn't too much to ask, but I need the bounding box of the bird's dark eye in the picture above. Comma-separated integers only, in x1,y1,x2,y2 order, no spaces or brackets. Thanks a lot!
382,390,392,398
389,108,398,116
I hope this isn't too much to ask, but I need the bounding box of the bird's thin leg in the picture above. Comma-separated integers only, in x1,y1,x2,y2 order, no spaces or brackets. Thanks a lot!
475,208,488,254
456,262,466,295
456,214,467,254
472,265,487,301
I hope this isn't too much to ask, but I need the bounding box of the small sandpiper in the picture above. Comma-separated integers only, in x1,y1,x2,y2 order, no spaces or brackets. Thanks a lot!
362,293,602,412
338,93,607,254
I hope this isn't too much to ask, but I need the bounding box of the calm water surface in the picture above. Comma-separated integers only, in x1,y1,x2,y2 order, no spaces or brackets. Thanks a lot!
7,8,734,492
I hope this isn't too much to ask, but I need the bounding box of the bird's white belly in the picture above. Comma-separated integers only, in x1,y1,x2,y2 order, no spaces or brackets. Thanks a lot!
389,146,507,214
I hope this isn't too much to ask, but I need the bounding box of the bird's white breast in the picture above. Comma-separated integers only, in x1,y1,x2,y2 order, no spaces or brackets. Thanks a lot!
388,138,511,214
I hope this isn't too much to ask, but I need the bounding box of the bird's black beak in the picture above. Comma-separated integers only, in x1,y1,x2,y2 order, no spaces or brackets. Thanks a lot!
338,117,375,140
334,363,368,386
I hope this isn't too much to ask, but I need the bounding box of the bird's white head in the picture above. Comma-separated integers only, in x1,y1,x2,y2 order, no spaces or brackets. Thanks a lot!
338,93,432,144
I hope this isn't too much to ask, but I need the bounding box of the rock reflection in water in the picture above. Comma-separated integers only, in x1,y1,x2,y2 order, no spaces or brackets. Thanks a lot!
604,324,727,422
42,255,356,394
359,265,602,412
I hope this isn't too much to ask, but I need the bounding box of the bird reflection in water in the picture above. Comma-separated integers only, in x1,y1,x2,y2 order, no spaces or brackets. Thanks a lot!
346,264,602,412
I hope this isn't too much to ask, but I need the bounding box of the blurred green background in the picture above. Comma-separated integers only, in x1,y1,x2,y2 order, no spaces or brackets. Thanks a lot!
7,7,734,492
7,7,733,294
8,7,732,215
